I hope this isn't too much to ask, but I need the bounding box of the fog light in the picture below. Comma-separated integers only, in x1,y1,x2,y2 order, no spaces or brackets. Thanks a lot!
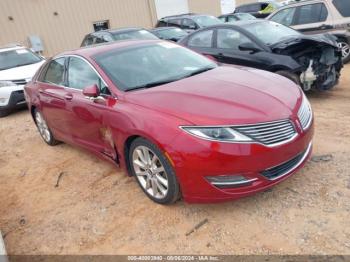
206,175,257,188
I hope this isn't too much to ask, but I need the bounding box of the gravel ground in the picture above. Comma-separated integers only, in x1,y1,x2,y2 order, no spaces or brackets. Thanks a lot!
0,65,349,255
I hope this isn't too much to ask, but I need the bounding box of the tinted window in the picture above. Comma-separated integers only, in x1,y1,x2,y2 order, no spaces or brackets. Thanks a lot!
227,15,239,22
295,3,328,25
0,48,42,71
332,0,350,17
217,29,255,50
246,4,261,12
270,7,296,26
188,30,213,48
111,30,158,41
43,58,65,86
94,42,216,91
167,19,182,27
82,36,94,46
68,57,109,94
157,20,168,27
182,19,197,30
218,16,227,22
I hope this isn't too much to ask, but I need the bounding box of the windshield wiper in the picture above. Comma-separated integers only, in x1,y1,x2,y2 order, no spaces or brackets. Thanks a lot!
125,78,181,92
183,66,215,78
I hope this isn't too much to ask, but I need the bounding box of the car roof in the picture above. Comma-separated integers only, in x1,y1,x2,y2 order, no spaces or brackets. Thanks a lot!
59,39,163,58
151,27,181,32
280,0,325,7
90,27,144,36
161,13,212,20
0,44,26,53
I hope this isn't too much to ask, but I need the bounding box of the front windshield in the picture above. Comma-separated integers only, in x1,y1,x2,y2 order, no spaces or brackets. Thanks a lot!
112,30,158,41
94,42,217,91
0,48,42,71
245,21,301,45
193,16,223,27
157,28,187,39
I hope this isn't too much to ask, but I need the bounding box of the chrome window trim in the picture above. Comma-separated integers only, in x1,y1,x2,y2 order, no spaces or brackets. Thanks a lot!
37,54,113,96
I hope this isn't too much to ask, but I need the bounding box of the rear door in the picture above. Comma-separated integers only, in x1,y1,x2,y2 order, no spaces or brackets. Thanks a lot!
38,57,73,140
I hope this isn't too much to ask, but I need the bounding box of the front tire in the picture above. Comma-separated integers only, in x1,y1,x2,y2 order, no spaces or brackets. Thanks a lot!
129,138,180,204
34,109,60,146
0,109,10,118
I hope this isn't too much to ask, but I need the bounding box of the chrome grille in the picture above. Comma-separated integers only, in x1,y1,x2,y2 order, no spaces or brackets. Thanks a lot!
233,119,297,146
298,97,312,130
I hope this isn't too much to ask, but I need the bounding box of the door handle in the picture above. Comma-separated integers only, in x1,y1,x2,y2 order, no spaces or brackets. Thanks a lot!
64,93,73,101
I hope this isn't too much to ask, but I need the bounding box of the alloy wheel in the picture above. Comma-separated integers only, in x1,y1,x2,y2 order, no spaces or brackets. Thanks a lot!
132,145,169,199
338,41,350,61
35,111,51,143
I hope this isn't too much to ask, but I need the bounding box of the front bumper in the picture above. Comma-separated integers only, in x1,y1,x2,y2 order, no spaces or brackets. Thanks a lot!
168,120,314,203
0,85,26,112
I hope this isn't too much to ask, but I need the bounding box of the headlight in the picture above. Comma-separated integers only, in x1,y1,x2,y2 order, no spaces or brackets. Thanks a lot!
180,126,252,142
0,81,16,88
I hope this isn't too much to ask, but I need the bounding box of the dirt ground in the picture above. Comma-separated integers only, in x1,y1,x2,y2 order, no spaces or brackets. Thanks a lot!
0,65,349,255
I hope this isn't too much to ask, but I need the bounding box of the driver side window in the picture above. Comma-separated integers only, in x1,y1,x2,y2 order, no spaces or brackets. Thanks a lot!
67,57,110,95
217,29,255,50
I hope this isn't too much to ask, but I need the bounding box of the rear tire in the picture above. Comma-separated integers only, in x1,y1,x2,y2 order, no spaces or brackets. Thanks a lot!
129,137,180,205
34,109,60,146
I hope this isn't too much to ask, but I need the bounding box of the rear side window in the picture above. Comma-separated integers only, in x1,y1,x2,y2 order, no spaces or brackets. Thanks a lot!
188,30,213,48
270,7,296,26
333,0,350,17
156,20,167,27
295,3,328,25
43,58,65,86
167,19,182,27
182,19,197,30
227,15,239,22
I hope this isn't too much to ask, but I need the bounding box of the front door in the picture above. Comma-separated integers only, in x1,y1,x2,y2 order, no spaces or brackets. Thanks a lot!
65,56,116,157
213,28,267,69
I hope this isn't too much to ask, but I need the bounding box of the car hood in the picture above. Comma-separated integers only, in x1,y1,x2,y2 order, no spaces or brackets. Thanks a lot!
271,33,338,50
0,60,45,81
125,66,302,125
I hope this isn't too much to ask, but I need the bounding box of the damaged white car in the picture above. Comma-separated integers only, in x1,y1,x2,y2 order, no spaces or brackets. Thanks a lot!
0,45,45,117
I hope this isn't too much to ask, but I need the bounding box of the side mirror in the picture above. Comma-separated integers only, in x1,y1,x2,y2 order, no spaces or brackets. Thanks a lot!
239,42,262,53
83,84,100,98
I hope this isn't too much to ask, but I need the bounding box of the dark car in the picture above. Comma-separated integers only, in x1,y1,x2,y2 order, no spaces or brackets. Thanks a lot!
218,13,257,23
234,1,282,18
150,27,188,42
155,13,223,33
179,20,342,91
81,27,158,46
267,0,350,63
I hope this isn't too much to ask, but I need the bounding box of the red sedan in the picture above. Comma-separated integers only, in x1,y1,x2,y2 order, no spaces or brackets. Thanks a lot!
24,40,314,204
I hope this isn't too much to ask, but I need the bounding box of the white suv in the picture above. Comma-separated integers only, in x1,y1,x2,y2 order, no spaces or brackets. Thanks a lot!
0,45,45,117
